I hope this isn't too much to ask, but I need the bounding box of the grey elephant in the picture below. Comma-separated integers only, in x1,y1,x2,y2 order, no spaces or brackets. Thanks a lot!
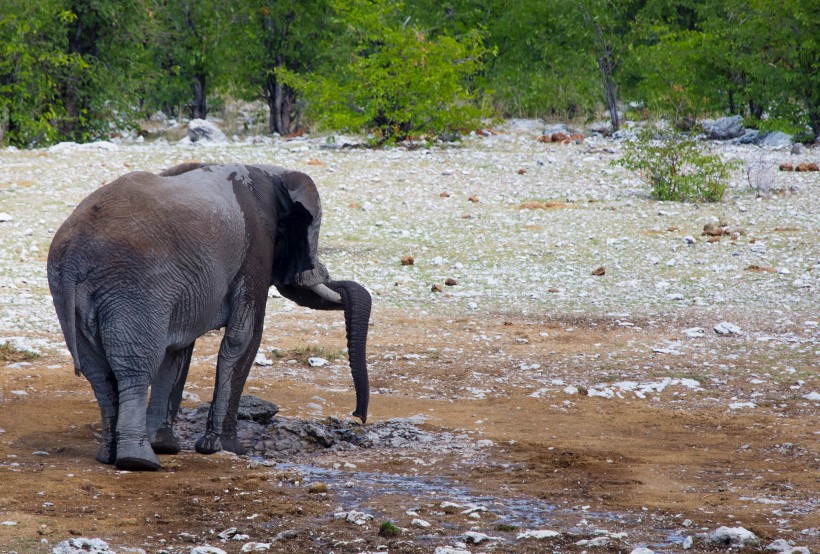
47,162,371,471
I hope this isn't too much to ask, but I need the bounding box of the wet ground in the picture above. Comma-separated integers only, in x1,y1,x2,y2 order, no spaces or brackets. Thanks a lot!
1,309,818,553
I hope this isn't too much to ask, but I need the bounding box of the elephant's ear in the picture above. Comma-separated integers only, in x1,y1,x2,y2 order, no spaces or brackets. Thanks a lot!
270,172,319,287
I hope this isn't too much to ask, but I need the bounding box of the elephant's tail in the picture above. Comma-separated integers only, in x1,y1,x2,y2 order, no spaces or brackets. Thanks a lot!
62,279,82,376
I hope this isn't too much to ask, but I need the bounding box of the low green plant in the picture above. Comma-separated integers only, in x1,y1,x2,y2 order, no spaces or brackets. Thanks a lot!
378,521,402,537
614,128,739,202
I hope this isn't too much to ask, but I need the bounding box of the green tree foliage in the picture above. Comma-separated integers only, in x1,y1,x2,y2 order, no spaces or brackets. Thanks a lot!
225,0,337,135
281,0,489,143
148,0,234,119
0,1,83,146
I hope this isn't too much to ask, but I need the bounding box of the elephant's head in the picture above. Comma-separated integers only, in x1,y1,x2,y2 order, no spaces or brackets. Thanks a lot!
261,166,371,424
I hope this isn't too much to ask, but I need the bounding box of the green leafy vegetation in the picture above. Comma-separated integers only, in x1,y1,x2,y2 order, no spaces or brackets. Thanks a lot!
615,128,740,202
378,521,403,537
1,0,818,147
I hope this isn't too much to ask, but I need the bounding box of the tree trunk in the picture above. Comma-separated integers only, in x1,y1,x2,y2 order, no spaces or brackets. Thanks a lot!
599,57,620,132
192,74,207,119
265,69,299,135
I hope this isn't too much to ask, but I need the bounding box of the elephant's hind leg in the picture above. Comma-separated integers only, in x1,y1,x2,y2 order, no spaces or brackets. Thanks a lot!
147,344,194,454
76,333,118,465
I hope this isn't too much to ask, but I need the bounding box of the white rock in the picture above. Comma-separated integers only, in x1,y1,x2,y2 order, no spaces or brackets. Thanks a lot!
463,531,499,544
1,521,16,526
630,548,655,554
683,327,705,338
186,119,228,144
217,527,237,540
334,510,374,525
682,535,694,549
706,526,759,547
576,536,611,546
434,547,471,554
729,401,756,409
801,391,820,401
240,543,271,552
766,538,810,553
412,518,431,528
0,213,13,222
516,529,561,540
714,322,743,335
191,547,228,554
308,357,328,367
52,538,116,554
254,353,273,366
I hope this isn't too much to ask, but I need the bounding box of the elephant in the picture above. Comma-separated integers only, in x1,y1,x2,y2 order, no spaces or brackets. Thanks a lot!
46,162,371,471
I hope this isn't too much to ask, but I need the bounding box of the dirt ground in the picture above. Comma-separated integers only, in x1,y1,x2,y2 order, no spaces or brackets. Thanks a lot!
0,306,817,553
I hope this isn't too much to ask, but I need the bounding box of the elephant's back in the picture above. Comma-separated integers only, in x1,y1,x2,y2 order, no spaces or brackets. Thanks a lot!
49,169,247,286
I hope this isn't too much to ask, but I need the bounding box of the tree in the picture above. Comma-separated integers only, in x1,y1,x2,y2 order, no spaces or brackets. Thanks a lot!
149,0,232,119
282,0,489,143
226,0,336,135
0,1,82,146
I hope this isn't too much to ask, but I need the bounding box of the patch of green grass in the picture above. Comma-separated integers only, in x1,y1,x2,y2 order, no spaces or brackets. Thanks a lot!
284,346,347,365
0,341,40,362
378,521,403,537
495,523,519,532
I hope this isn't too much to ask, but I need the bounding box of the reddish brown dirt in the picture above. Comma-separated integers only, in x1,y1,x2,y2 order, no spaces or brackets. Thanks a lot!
1,309,818,553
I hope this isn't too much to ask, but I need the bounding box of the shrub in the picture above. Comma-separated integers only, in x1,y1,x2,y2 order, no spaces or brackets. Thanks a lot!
614,128,739,202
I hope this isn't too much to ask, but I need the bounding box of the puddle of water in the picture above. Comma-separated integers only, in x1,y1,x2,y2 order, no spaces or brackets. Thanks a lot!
268,461,689,551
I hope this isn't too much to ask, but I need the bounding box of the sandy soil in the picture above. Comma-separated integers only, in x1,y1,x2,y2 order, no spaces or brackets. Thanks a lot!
0,122,818,553
1,307,817,553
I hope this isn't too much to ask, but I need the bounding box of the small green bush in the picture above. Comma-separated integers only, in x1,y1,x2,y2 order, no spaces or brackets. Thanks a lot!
615,128,739,202
378,521,402,537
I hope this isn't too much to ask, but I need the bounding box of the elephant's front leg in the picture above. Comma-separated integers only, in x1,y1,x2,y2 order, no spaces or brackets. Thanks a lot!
196,299,262,455
147,344,194,454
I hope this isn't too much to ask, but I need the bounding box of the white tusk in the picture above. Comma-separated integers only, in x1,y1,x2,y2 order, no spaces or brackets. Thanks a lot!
310,283,342,303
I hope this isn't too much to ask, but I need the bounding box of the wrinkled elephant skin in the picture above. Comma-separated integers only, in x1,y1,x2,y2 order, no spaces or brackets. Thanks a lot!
47,163,371,470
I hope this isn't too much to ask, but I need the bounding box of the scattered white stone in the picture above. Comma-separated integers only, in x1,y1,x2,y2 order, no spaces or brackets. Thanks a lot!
463,531,500,544
240,543,271,552
714,322,743,335
434,547,471,554
191,547,228,554
467,302,478,310
412,518,431,528
1,521,17,526
683,327,705,338
217,527,238,540
682,535,694,549
308,357,329,367
652,347,682,355
334,510,374,525
182,391,201,403
0,213,13,222
516,530,561,540
729,402,756,410
52,538,116,554
766,538,810,553
706,526,759,547
576,536,612,547
802,391,820,401
254,353,273,366
630,548,655,554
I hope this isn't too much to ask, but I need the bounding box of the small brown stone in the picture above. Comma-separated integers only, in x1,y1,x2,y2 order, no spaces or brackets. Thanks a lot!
440,191,451,198
779,163,794,171
707,236,720,243
569,133,585,143
796,162,819,172
401,255,415,266
591,266,606,276
445,278,458,286
307,482,328,493
548,287,560,293
468,195,480,203
517,168,527,175
431,283,443,293
537,135,552,143
551,132,569,142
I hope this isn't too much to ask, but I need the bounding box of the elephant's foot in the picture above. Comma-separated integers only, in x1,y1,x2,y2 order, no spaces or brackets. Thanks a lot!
115,438,161,471
195,433,246,455
95,439,116,465
150,426,180,455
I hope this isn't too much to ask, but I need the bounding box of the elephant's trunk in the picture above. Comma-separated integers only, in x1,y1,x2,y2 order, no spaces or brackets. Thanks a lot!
326,280,370,424
274,280,371,423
